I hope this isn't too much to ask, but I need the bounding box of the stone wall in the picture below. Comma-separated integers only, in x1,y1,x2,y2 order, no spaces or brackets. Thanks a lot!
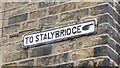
0,1,120,67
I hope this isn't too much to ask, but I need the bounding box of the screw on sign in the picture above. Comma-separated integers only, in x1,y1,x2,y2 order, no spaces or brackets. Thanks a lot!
22,19,97,48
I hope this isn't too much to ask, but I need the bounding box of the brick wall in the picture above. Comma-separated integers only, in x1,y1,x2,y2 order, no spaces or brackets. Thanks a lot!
0,1,120,67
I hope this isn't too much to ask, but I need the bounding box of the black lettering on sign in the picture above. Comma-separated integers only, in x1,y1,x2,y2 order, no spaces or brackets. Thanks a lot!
48,32,51,40
77,25,81,33
35,35,39,42
50,31,54,39
64,29,67,36
43,33,47,40
25,37,29,44
72,26,77,34
60,29,65,37
67,28,71,35
40,34,43,41
82,23,93,30
55,31,59,38
29,36,33,43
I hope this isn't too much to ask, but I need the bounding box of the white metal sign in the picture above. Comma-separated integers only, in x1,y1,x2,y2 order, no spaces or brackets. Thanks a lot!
22,19,97,48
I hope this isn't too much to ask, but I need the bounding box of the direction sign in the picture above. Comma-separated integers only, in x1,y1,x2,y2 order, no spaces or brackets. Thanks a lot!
22,19,97,48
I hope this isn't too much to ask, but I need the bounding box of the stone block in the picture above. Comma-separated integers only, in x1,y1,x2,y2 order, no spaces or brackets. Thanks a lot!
3,24,21,35
22,20,38,31
94,45,120,64
76,2,101,9
4,2,28,10
60,12,76,23
2,50,27,62
28,45,52,58
9,33,22,42
38,2,59,8
55,62,74,67
39,15,59,30
97,24,120,43
26,3,38,12
52,36,104,54
90,4,109,15
1,43,15,53
36,48,93,66
15,42,23,51
60,8,89,22
75,57,115,66
29,8,47,19
100,35,120,55
8,13,28,25
36,53,68,66
68,49,94,61
49,2,76,15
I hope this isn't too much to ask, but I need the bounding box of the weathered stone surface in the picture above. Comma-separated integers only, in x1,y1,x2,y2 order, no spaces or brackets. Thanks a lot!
3,8,25,19
2,19,8,27
36,48,93,66
38,2,49,8
29,8,47,19
26,3,38,12
55,20,76,27
76,2,101,8
54,56,116,67
68,49,94,61
35,44,120,66
90,4,109,15
22,19,38,30
55,62,74,67
36,53,68,66
60,12,76,23
1,43,15,53
9,33,22,42
3,3,38,18
115,3,120,14
3,2,28,10
60,8,89,22
100,35,120,55
28,36,104,58
94,58,114,66
39,15,59,30
3,24,21,35
52,36,104,54
49,2,76,15
97,24,120,43
76,59,94,66
107,5,120,23
94,46,120,64
1,36,7,43
75,57,115,66
19,59,34,66
8,13,28,25
90,4,119,23
2,50,28,62
38,2,59,8
28,45,52,58
15,42,23,51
